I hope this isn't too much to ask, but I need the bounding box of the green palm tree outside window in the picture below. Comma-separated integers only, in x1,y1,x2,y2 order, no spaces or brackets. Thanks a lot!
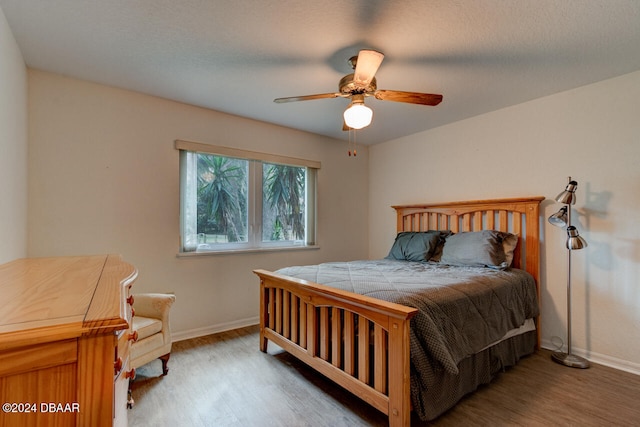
197,154,247,242
263,163,305,241
195,155,305,244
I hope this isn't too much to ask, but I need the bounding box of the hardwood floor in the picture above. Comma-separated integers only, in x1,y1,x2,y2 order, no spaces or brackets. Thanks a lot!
129,325,640,426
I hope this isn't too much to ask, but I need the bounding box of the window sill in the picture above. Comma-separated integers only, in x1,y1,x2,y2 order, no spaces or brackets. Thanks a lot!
176,244,320,257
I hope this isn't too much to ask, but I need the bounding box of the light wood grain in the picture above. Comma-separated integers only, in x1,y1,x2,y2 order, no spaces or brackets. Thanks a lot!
76,333,119,426
255,268,416,424
84,254,137,334
0,362,77,427
0,254,137,427
0,256,105,334
0,339,77,377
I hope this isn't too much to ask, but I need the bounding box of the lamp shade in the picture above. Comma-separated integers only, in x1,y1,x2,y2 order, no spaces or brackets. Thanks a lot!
566,225,588,250
343,102,373,129
555,180,578,205
548,206,568,228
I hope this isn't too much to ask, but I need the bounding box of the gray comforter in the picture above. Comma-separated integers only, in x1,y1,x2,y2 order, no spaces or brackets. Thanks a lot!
277,259,539,416
277,259,539,420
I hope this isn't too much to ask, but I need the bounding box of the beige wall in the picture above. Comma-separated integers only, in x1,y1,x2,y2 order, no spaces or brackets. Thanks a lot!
10,8,640,373
27,70,369,338
0,8,28,264
369,70,640,373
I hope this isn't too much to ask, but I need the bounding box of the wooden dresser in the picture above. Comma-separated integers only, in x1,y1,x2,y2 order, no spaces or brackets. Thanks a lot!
0,254,137,427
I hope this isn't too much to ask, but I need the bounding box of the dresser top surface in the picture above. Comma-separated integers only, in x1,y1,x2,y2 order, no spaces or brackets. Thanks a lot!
0,255,137,347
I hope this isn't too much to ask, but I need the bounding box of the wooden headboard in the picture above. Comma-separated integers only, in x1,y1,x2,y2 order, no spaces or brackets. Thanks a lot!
392,197,544,287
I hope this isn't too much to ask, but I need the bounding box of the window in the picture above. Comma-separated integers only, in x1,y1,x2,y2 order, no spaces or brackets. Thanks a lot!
176,140,319,253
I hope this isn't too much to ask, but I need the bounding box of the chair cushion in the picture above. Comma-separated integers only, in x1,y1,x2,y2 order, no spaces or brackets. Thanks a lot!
132,316,162,341
130,333,165,365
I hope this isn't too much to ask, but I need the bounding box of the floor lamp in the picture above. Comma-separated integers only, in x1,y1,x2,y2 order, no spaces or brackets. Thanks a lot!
548,177,589,368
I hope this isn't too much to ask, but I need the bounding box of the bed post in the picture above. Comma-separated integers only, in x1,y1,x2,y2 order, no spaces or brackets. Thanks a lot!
259,278,268,352
524,200,542,347
387,317,412,427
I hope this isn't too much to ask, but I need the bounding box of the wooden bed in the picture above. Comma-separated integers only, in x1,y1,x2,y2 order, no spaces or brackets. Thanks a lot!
254,196,543,426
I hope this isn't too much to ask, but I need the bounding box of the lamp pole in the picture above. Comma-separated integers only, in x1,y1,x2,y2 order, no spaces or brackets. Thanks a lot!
566,202,573,357
550,177,589,368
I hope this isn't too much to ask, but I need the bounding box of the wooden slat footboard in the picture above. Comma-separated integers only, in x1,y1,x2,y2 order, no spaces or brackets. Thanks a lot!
254,269,418,427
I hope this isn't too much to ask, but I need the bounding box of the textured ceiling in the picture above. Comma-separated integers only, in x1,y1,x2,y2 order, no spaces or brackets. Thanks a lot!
2,0,640,145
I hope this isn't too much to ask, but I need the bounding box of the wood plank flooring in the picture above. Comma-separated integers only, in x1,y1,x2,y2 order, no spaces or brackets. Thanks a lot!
129,325,640,426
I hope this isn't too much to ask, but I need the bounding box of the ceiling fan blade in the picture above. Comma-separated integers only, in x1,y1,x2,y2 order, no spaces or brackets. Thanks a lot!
373,90,443,106
274,93,342,103
353,50,384,88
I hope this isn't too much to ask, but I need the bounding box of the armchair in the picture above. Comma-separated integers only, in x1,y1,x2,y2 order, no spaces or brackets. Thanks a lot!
130,293,176,376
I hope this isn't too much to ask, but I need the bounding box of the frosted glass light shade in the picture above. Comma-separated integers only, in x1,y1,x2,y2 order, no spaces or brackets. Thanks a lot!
343,103,373,129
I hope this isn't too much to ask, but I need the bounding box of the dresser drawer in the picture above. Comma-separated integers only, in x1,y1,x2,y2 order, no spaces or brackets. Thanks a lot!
113,364,130,427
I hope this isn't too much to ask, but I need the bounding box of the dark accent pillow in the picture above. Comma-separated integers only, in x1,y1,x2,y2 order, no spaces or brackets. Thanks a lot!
502,233,519,267
428,230,453,262
440,230,518,269
386,231,443,262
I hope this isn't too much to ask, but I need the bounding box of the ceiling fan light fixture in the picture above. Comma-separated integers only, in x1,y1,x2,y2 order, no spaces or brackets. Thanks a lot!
273,49,443,133
343,99,373,130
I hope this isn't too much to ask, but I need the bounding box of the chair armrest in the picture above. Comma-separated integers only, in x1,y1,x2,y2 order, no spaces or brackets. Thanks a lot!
133,293,176,322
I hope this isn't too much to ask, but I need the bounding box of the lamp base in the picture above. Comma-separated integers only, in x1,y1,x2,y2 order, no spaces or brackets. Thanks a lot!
551,351,590,369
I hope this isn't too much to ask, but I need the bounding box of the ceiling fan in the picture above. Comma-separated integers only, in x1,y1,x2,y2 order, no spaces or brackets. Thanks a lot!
274,49,443,130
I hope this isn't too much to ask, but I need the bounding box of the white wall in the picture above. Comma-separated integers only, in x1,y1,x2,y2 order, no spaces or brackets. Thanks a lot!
0,8,28,264
27,70,369,339
369,70,640,373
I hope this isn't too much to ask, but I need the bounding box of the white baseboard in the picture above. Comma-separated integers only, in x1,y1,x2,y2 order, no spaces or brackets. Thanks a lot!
172,316,259,342
541,339,640,376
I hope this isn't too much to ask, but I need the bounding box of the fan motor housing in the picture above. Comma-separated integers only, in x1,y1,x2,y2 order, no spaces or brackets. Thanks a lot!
339,74,377,95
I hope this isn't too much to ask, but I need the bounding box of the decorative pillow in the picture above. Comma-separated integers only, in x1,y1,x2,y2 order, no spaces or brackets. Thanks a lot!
502,232,519,267
427,230,453,262
440,230,518,269
386,231,443,262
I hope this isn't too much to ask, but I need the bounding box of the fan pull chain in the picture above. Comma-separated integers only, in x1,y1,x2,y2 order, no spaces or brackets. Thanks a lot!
348,128,358,157
353,129,357,156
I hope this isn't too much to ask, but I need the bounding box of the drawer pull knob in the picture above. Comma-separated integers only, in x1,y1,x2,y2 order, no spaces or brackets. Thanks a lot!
128,330,139,342
125,368,136,380
114,357,123,375
127,295,134,306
